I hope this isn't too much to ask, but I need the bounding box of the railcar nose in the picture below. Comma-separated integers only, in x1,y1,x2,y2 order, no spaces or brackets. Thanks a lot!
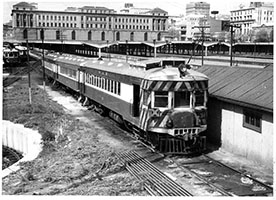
169,111,196,128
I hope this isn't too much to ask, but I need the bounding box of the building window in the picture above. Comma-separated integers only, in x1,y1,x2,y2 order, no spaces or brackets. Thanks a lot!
130,32,134,41
101,31,105,41
56,30,60,40
23,29,28,39
157,32,161,41
88,30,92,40
116,31,120,41
144,32,148,41
243,109,262,133
72,30,76,40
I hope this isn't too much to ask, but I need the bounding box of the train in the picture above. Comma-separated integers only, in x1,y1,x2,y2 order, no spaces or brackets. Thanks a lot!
3,45,28,67
3,47,20,66
30,50,209,154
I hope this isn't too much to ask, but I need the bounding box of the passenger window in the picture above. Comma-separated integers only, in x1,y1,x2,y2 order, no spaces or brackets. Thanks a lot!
174,91,190,108
154,91,168,108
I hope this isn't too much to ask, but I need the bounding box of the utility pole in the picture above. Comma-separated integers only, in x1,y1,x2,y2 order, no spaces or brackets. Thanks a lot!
41,28,45,91
107,40,110,61
26,39,32,104
126,40,128,63
153,39,156,58
193,18,210,66
225,23,241,66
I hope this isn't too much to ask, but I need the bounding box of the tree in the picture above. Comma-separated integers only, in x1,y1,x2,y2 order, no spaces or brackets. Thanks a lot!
254,29,269,42
167,27,180,40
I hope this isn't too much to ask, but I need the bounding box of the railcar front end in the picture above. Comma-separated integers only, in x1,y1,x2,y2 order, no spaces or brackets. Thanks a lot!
139,66,208,154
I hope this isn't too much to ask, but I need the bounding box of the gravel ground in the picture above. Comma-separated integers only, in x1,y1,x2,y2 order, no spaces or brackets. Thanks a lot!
2,70,147,195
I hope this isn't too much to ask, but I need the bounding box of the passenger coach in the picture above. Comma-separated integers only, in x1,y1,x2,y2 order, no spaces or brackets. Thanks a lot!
36,51,209,154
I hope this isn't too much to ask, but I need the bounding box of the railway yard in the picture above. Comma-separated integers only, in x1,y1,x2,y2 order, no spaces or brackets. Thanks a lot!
2,59,274,196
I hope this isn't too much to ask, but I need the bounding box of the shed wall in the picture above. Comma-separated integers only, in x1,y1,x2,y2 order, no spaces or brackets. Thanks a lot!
207,99,273,169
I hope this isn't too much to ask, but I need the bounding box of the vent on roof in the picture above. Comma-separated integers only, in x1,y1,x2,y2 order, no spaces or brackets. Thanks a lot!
108,62,113,66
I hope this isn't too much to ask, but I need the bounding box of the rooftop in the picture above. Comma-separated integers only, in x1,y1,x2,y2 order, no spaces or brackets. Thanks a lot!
197,65,273,112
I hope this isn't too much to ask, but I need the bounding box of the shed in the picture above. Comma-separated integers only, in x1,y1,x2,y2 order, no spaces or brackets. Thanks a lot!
197,65,273,169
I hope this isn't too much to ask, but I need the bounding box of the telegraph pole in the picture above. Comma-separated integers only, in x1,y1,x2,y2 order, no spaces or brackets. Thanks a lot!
153,39,156,58
41,28,45,91
226,23,240,66
26,39,32,104
126,40,128,63
193,24,210,66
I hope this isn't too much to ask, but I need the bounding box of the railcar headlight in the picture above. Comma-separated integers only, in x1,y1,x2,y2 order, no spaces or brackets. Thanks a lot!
166,118,173,128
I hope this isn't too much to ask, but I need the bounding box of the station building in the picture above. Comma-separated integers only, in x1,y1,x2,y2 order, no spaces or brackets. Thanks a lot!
11,2,169,42
197,65,273,170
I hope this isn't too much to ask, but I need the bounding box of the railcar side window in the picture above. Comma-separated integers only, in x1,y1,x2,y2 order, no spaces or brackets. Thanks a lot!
195,90,204,106
154,91,168,108
174,91,190,108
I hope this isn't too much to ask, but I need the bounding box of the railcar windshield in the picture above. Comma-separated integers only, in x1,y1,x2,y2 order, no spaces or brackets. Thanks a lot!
154,91,168,108
174,91,190,108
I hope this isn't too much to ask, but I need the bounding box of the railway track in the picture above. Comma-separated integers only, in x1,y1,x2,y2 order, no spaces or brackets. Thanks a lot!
3,60,41,88
43,68,273,196
116,150,192,196
80,97,273,196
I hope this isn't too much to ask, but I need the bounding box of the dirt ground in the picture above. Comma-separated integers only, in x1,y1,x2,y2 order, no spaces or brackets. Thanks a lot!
2,70,147,196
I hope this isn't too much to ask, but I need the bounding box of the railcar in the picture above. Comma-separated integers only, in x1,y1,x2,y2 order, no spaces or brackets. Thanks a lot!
35,51,208,154
3,47,20,66
14,45,28,62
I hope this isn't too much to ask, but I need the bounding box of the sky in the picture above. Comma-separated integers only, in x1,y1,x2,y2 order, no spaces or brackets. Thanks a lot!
1,0,258,24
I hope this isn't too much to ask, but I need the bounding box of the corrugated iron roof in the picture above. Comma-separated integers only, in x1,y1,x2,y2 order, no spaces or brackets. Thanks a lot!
197,65,273,112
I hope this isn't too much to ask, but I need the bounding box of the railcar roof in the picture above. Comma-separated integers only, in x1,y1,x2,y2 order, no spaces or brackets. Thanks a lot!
47,53,208,81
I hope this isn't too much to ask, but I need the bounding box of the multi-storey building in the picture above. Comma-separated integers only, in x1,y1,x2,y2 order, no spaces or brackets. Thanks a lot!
11,2,169,42
230,2,274,36
186,2,210,18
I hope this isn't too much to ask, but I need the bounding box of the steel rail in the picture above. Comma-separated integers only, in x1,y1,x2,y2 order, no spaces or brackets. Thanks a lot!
116,151,192,196
122,151,191,196
118,152,184,196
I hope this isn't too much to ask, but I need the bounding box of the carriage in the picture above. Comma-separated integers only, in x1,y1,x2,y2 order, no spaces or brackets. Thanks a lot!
33,51,208,154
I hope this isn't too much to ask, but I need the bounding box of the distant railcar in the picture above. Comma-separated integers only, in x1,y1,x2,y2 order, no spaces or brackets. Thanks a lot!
32,51,208,154
3,48,20,66
14,45,28,62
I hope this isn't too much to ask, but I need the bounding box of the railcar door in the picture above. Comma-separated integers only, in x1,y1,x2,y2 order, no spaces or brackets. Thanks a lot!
132,84,140,117
78,69,85,94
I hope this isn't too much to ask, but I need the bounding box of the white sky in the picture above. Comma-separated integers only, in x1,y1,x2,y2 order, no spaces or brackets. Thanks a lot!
1,0,273,23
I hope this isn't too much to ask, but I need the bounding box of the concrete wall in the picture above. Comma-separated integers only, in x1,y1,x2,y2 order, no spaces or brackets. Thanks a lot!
207,98,273,169
2,120,42,178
